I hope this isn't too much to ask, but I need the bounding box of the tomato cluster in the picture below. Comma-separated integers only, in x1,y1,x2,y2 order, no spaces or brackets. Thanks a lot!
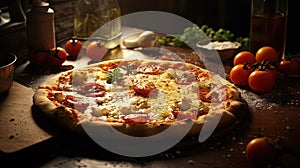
29,37,110,68
230,46,279,93
28,47,67,67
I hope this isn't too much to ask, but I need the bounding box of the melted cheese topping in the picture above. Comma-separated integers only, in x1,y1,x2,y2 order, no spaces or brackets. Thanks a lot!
53,61,219,123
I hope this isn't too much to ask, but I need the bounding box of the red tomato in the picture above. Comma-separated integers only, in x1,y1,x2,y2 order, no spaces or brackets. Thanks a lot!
48,47,67,66
278,58,300,76
245,137,276,166
248,70,275,93
255,46,279,63
28,50,49,66
230,64,253,86
86,41,107,61
233,51,256,66
65,38,82,58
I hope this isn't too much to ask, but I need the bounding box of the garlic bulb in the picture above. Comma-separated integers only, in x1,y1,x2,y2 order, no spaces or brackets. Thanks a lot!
123,31,155,48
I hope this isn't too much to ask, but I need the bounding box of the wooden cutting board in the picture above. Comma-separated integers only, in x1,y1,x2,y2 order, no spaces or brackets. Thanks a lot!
0,82,52,153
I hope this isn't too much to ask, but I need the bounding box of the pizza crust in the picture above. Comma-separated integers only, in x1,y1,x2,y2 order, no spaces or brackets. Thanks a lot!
33,88,57,114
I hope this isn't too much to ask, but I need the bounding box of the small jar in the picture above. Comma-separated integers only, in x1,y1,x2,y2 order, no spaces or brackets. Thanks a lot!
26,0,56,53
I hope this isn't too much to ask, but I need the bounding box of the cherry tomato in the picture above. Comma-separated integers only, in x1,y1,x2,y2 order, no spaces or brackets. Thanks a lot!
230,64,253,86
48,47,67,66
28,50,49,66
233,51,256,66
255,46,279,63
248,70,275,93
65,38,82,58
278,58,300,76
86,41,107,61
245,137,276,166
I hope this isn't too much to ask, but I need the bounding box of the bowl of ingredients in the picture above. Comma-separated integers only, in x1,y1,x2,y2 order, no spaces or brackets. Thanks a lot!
0,52,17,94
196,41,241,61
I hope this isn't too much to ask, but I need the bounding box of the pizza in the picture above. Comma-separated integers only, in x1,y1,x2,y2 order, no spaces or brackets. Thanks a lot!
33,59,246,137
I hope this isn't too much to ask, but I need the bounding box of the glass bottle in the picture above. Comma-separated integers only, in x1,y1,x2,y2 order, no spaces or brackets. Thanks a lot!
74,0,121,49
249,0,288,59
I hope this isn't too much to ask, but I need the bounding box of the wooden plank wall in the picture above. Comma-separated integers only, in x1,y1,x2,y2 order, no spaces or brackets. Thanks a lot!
49,0,76,44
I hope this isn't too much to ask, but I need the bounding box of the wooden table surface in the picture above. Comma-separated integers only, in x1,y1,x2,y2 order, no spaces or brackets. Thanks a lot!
1,30,300,167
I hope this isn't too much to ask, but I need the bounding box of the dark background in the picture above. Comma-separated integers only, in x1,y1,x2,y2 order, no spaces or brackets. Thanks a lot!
119,0,299,55
1,0,299,64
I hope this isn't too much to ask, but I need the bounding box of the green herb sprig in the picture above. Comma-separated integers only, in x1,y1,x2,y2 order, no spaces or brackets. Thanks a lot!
157,24,249,50
120,63,137,75
106,68,124,84
106,63,138,84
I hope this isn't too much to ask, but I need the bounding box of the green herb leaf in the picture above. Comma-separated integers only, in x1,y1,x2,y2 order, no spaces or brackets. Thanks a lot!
106,68,124,84
120,63,137,75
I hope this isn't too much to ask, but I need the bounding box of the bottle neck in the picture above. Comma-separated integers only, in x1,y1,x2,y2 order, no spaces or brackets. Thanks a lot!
29,0,52,13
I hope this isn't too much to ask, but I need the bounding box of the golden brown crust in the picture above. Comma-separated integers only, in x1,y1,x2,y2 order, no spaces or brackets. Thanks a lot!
33,59,246,137
33,88,82,132
33,88,57,114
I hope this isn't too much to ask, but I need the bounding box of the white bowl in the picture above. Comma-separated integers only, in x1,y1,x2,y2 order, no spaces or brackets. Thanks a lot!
196,41,241,61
